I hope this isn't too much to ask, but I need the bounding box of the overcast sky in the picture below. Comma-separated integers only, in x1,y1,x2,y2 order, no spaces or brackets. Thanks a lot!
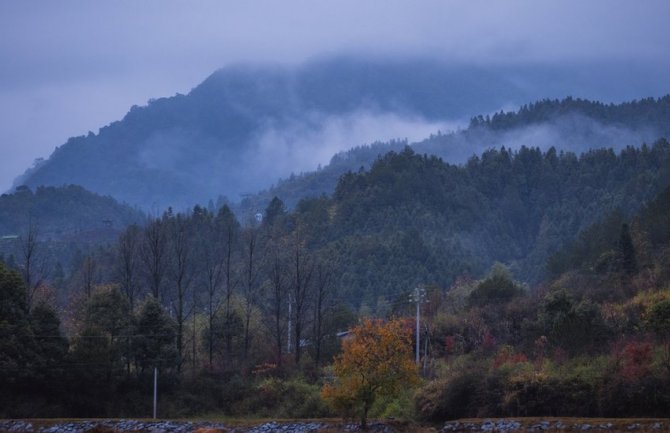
1,0,669,192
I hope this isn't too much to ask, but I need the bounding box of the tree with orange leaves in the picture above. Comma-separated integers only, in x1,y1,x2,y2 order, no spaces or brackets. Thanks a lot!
321,318,419,428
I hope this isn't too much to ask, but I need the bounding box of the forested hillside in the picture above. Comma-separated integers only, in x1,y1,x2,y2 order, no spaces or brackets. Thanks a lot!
0,185,145,307
244,141,670,303
414,183,670,420
314,142,670,296
4,90,670,419
2,141,670,419
0,185,144,238
238,96,670,215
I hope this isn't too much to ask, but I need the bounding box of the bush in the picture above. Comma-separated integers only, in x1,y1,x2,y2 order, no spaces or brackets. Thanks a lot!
235,377,332,418
502,373,598,417
370,388,416,420
599,371,670,417
415,368,485,421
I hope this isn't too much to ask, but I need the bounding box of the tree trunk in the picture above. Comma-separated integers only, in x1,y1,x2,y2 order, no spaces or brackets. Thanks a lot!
361,402,370,430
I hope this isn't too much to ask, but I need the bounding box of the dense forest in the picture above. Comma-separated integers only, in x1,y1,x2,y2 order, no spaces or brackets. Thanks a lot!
279,140,670,299
2,133,670,418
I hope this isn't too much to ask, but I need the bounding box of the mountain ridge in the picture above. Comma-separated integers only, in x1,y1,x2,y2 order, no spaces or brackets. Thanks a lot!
15,56,670,211
236,95,670,217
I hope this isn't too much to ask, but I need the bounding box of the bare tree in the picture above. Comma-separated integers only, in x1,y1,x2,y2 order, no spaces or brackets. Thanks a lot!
217,206,238,357
241,226,262,361
117,224,141,310
190,287,198,378
167,213,193,373
199,212,223,368
265,240,288,367
142,216,168,300
117,224,141,377
197,206,238,368
19,219,49,309
291,235,314,365
312,259,333,368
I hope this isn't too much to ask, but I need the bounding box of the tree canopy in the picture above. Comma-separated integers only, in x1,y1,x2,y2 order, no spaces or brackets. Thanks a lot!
321,318,418,428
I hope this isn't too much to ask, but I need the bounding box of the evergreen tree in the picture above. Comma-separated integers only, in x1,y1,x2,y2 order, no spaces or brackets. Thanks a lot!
264,196,286,227
30,301,68,378
134,297,178,373
0,262,35,385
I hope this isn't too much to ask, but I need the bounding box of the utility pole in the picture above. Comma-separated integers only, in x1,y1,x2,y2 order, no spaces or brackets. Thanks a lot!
192,292,196,380
409,286,427,365
153,367,158,419
287,293,292,353
423,323,429,374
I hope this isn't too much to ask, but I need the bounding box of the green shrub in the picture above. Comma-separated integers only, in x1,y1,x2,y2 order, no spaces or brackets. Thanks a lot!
370,388,416,420
235,377,332,418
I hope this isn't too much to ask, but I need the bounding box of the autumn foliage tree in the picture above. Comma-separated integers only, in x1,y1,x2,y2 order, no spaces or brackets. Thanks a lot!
321,318,419,428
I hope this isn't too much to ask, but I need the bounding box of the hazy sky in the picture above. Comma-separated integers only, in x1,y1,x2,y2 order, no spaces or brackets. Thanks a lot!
1,0,669,192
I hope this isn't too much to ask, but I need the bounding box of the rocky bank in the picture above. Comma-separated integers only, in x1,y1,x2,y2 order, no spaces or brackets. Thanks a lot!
1,419,668,433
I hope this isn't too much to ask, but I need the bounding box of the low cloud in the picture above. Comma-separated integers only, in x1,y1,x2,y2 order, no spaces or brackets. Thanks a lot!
416,113,660,164
247,110,461,185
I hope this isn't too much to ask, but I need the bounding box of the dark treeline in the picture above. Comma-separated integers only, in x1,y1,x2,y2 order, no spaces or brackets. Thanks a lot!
468,95,670,133
2,141,670,418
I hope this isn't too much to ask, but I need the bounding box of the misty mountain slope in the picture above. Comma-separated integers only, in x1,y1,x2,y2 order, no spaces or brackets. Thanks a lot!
415,95,670,163
15,56,670,211
236,140,411,216
237,95,670,216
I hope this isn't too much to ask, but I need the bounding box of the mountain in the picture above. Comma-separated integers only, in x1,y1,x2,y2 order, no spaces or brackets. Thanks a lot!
15,56,670,211
237,95,670,216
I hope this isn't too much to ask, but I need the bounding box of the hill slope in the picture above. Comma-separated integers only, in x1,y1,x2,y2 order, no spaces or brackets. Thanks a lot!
288,142,670,303
238,96,670,216
0,184,145,241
